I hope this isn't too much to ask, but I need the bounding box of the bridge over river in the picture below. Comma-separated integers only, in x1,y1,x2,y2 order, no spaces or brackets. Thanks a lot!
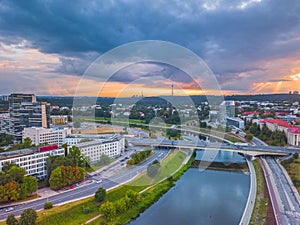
130,138,300,156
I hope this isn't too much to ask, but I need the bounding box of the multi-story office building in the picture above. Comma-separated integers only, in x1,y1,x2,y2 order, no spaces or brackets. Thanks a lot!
226,117,245,129
23,127,71,147
69,135,125,163
220,101,236,118
3,94,50,139
0,145,64,178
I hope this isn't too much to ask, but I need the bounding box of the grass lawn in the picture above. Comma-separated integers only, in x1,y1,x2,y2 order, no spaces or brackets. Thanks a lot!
129,150,186,187
0,150,189,225
224,134,245,143
249,159,268,225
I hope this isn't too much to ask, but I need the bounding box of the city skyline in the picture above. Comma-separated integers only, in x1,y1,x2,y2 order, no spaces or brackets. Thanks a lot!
1,0,300,97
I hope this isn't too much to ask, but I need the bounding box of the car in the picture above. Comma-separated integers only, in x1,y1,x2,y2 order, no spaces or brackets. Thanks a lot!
5,207,14,212
96,179,102,184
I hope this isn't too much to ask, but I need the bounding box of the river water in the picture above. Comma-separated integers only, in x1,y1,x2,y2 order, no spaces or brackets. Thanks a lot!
128,150,250,225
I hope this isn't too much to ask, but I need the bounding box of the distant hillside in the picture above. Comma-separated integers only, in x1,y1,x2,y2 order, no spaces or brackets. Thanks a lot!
224,94,300,103
33,93,300,108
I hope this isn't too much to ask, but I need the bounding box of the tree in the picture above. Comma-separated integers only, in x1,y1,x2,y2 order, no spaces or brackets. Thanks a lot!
115,198,127,214
4,181,20,201
6,214,19,225
22,137,33,148
67,146,85,167
100,201,116,222
95,187,106,203
147,160,160,178
23,176,38,196
245,133,253,141
44,202,53,209
49,167,63,190
20,208,37,225
7,166,25,183
125,190,141,206
97,154,112,166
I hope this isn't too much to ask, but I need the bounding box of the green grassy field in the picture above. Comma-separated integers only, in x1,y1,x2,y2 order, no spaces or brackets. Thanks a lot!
129,150,186,186
0,150,189,225
249,159,268,225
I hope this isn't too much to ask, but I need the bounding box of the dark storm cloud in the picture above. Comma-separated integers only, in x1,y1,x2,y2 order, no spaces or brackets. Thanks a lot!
1,0,300,89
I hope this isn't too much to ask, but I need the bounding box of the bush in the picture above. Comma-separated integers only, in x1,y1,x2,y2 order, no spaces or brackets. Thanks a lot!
95,187,106,203
44,201,53,209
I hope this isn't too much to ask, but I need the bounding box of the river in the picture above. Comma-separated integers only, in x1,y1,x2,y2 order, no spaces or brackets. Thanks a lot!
128,150,250,225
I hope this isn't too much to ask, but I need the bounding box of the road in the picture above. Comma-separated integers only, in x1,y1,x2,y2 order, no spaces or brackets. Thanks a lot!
252,137,300,225
129,137,300,156
239,155,257,225
0,149,169,221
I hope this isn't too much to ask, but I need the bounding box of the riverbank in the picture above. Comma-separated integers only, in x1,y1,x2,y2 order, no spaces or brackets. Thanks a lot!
89,150,195,224
191,160,249,172
0,150,194,225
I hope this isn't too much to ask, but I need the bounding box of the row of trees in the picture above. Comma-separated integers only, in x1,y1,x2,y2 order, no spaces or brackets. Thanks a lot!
127,150,152,165
166,128,181,139
5,138,34,152
49,165,86,190
245,122,287,146
100,190,141,221
47,146,89,178
6,208,37,225
0,165,37,203
47,146,89,190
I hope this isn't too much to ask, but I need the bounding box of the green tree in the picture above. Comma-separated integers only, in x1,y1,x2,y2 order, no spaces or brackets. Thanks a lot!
20,208,37,225
44,202,53,209
49,167,63,190
5,181,20,201
67,146,85,167
125,190,141,206
147,160,160,178
6,214,19,225
22,137,33,148
97,154,112,166
7,166,25,183
115,198,127,214
100,201,116,222
95,187,106,203
245,133,253,141
23,176,38,196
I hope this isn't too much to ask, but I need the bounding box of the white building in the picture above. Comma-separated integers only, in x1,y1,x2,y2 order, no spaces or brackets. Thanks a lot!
72,136,125,163
22,127,71,147
259,119,294,135
287,128,300,146
0,146,64,178
226,117,245,129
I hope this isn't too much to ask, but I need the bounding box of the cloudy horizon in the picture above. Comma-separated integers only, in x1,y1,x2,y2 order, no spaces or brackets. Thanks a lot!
1,0,300,97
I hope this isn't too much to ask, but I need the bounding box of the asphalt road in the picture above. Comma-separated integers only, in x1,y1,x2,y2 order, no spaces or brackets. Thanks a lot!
252,137,300,225
0,149,169,221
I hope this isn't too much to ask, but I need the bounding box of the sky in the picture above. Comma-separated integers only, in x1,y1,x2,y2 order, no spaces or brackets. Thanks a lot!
0,0,300,97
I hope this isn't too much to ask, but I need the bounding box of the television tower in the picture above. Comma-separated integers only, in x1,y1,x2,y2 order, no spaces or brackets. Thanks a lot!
171,82,174,96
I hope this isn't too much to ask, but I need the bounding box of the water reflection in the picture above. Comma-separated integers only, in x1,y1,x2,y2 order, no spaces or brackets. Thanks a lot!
128,151,250,225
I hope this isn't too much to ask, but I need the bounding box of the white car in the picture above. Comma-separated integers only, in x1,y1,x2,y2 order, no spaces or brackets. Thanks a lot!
5,207,14,212
96,179,102,184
